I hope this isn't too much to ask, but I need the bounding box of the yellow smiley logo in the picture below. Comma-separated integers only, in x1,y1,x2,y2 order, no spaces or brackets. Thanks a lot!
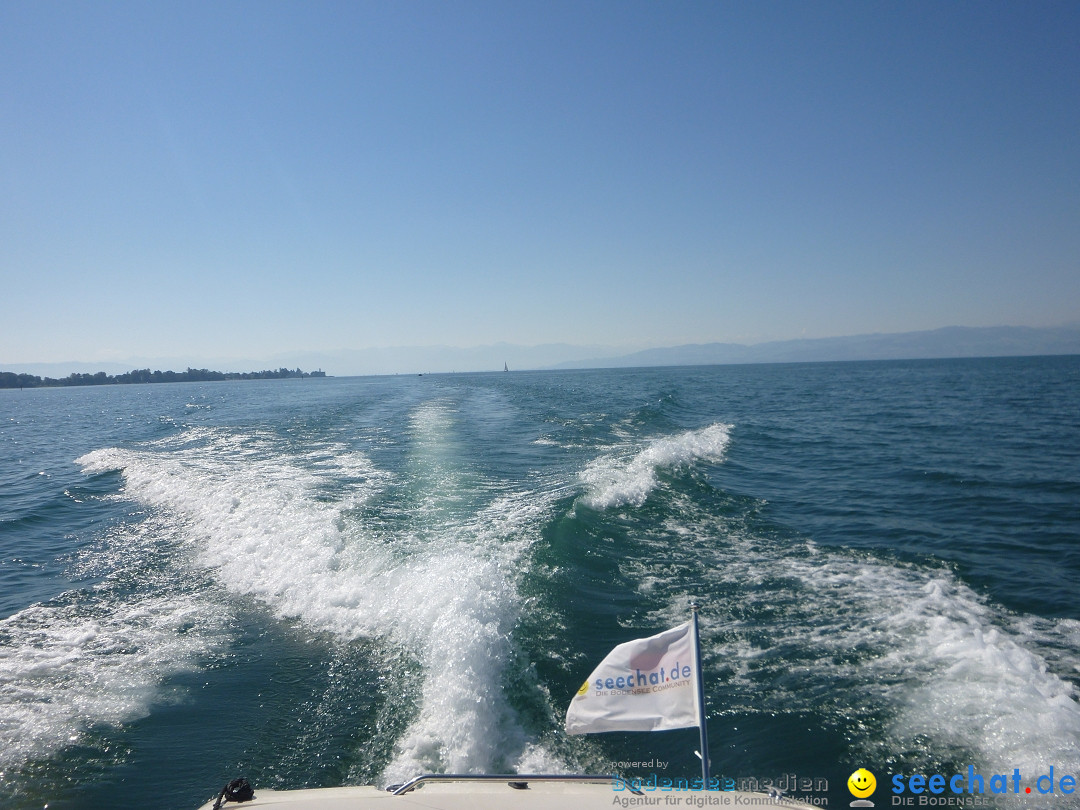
576,680,589,697
848,768,876,798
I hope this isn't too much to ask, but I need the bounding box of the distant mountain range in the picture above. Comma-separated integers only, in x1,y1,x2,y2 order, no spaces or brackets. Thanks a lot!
4,325,1079,379
549,325,1080,370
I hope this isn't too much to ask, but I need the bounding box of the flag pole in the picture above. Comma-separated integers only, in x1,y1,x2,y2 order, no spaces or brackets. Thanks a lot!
691,602,710,786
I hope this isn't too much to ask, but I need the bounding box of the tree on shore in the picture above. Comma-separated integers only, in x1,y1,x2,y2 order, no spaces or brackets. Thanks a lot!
0,367,326,389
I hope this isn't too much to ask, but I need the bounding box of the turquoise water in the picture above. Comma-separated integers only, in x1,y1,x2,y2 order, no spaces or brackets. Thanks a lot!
1,358,1078,809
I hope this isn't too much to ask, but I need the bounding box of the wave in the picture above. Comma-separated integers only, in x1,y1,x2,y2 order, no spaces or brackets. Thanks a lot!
73,415,566,782
622,513,1080,795
12,411,1073,797
574,421,1080,784
785,556,1080,779
579,423,733,509
0,586,228,770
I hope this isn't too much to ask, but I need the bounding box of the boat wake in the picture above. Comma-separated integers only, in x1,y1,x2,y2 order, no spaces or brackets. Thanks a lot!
3,412,1074,803
579,423,732,509
596,469,1080,791
68,411,568,783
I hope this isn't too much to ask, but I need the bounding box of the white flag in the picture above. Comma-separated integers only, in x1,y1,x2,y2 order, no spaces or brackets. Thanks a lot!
565,621,698,734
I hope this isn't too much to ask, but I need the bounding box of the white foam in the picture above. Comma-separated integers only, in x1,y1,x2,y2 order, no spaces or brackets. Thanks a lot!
773,556,1080,766
60,416,1079,790
630,517,1080,784
871,576,1080,778
579,423,732,509
0,590,228,769
76,422,564,781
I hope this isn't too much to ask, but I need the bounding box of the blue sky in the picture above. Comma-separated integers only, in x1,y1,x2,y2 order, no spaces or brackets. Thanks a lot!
2,1,1078,370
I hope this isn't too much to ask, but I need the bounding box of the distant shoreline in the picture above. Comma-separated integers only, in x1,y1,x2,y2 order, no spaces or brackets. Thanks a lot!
0,367,327,389
5,325,1079,379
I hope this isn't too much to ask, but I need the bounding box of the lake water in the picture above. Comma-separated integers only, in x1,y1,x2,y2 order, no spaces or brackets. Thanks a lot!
2,357,1078,809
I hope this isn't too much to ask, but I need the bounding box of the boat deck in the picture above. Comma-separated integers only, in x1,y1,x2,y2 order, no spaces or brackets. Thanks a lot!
196,778,813,810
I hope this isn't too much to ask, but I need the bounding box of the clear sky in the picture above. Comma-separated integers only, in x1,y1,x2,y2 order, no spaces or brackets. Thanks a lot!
2,0,1078,369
